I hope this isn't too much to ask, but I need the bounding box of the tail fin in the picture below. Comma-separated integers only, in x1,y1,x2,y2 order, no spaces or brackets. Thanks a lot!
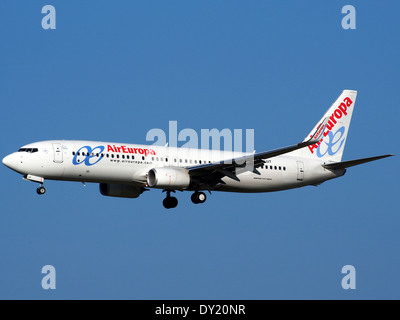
292,90,357,162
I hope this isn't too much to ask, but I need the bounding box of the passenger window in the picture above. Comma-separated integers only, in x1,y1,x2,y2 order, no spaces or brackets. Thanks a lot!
283,167,286,171
122,155,125,159
279,166,281,170
72,152,75,155
142,156,145,160
194,160,197,164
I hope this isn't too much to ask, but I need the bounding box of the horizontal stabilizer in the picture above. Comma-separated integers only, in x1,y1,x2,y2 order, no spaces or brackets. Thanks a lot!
322,154,394,170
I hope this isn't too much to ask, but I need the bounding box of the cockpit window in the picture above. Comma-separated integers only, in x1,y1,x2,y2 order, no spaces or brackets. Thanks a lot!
18,148,38,153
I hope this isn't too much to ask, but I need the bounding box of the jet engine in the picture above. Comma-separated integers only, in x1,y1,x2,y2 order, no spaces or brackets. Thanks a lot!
147,167,190,189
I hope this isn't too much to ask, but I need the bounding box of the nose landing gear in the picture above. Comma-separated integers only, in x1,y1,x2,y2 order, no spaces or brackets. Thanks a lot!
36,185,46,195
23,175,46,195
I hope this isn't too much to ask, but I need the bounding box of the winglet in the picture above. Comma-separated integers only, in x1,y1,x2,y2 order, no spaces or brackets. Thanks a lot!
302,117,328,146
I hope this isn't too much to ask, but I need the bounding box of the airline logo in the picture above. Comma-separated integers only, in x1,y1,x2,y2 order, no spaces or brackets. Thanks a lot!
316,126,346,158
72,145,157,166
72,146,105,166
308,97,353,157
107,145,156,156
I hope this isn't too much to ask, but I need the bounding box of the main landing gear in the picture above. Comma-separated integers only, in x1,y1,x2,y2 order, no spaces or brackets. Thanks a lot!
163,190,178,209
162,190,207,209
191,191,207,204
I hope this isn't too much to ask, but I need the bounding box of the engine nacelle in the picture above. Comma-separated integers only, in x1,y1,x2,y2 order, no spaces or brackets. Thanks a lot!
99,183,142,198
147,167,190,189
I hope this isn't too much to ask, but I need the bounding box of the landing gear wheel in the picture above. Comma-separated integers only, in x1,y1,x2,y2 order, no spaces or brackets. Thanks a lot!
191,193,199,204
36,186,46,195
163,196,178,209
169,197,178,208
191,192,206,204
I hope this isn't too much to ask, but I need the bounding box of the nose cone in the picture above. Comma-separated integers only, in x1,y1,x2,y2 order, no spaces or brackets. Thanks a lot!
2,153,18,171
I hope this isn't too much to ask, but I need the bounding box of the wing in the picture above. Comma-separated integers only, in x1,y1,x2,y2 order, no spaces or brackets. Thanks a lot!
187,118,328,188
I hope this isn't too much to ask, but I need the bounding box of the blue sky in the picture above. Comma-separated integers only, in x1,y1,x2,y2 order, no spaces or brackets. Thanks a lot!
0,1,399,299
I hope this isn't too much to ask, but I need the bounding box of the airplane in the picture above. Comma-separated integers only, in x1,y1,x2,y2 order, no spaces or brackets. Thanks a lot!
2,90,393,209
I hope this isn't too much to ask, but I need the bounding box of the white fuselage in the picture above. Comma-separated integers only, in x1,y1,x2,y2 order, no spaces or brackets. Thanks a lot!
3,140,343,193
